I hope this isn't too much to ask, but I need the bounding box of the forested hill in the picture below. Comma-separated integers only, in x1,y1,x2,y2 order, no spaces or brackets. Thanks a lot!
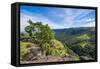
53,27,95,35
53,27,95,60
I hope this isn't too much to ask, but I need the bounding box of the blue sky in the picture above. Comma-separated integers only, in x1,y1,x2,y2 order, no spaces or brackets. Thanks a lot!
20,5,95,32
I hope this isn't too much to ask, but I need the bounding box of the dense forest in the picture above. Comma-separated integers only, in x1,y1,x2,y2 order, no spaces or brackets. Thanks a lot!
53,27,96,60
20,20,95,64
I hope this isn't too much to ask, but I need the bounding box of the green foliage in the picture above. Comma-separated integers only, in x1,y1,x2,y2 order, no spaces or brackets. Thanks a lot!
25,26,32,37
47,39,67,56
20,33,28,39
20,42,29,60
64,44,80,60
25,20,55,44
20,41,38,60
77,34,90,40
24,20,56,57
20,19,95,61
54,27,95,59
23,20,67,57
78,41,88,48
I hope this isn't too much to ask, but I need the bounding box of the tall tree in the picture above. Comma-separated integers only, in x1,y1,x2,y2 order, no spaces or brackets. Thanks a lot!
25,19,55,56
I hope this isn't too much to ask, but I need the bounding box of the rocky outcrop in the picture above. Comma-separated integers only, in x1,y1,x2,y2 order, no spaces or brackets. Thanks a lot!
22,47,45,61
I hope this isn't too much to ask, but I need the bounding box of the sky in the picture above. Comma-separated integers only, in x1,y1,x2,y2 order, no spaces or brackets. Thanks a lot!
20,5,96,32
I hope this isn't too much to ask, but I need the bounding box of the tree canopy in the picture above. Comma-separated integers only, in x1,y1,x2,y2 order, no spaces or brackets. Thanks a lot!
25,20,55,44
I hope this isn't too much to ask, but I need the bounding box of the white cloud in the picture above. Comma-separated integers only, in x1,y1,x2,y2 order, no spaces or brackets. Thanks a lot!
62,9,95,28
62,9,88,28
20,10,65,32
20,8,95,32
83,21,95,27
85,18,95,22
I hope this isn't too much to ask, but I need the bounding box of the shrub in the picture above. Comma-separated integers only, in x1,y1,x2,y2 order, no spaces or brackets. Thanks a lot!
47,39,67,56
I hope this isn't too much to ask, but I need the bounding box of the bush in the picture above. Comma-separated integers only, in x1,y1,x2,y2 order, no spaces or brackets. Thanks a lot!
46,39,67,56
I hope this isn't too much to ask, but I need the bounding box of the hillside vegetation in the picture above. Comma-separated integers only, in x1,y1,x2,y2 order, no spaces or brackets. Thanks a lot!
54,27,95,60
20,20,95,64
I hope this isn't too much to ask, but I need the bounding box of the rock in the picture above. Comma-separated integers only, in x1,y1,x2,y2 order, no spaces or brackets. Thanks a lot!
23,47,44,61
80,56,94,60
21,55,76,64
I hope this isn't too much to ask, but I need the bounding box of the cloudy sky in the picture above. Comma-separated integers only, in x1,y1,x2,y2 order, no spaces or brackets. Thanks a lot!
20,5,96,32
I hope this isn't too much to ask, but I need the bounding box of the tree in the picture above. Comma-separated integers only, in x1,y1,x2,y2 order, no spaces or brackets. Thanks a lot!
25,19,55,56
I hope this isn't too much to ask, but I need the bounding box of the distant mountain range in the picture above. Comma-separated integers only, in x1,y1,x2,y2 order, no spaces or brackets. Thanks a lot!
53,27,95,35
